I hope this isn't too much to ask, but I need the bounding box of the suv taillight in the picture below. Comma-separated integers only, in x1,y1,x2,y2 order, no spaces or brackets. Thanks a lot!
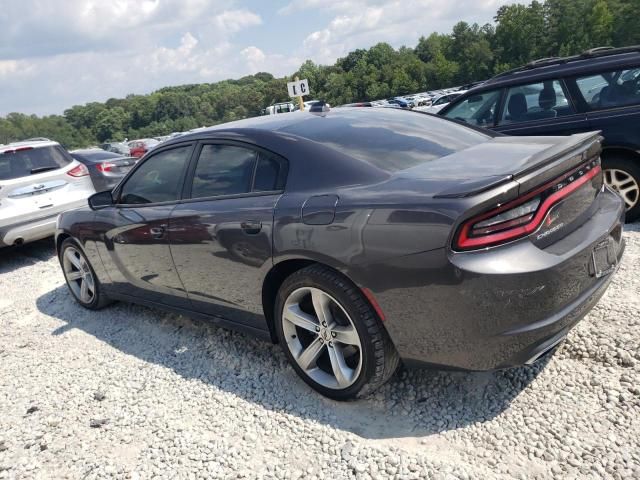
67,164,89,177
454,159,602,251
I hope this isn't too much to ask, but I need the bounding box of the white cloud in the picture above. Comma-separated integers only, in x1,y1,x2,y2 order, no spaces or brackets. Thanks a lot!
297,0,517,63
0,0,518,115
213,9,262,34
0,1,265,115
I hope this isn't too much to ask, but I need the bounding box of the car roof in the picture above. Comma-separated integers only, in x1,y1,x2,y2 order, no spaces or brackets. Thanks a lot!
480,46,640,89
0,139,60,153
165,108,406,142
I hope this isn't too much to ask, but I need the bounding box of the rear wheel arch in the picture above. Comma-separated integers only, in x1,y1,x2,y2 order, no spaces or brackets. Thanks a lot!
272,262,399,399
262,258,366,342
601,146,640,164
262,259,318,343
600,147,640,221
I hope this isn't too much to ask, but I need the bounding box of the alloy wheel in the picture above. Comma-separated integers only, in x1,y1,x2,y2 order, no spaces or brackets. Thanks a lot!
62,246,96,304
604,168,640,211
282,287,362,390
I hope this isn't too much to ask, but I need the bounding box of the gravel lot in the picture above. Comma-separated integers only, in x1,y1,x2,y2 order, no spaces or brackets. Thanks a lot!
0,224,638,480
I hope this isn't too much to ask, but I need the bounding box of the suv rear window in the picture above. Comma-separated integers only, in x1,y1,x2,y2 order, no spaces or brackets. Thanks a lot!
576,68,640,109
0,145,73,181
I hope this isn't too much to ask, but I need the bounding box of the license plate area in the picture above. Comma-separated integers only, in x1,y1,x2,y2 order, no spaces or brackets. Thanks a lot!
591,239,617,278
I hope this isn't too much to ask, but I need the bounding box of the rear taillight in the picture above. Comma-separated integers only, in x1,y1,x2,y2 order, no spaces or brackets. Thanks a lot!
454,159,602,251
96,162,115,173
67,164,89,177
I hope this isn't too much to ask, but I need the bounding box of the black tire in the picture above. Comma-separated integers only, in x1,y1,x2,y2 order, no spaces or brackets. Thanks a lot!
274,264,399,400
602,155,640,223
59,238,112,310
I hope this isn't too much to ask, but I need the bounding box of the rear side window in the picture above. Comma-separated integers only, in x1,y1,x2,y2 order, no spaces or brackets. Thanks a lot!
576,68,640,110
499,80,574,125
0,145,72,180
191,145,257,199
443,90,501,127
119,146,191,204
254,153,286,192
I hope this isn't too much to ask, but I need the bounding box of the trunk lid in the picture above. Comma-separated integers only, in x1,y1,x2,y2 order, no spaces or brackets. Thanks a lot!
433,132,605,251
402,132,602,198
94,156,137,176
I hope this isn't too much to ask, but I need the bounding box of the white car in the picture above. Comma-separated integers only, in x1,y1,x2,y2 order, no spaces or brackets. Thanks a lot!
0,139,95,247
415,91,467,114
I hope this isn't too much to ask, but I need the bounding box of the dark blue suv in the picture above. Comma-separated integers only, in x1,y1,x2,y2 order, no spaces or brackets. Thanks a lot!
440,46,640,222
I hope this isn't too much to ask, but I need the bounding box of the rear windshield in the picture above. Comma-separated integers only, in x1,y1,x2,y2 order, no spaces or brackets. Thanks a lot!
0,145,73,180
279,108,490,172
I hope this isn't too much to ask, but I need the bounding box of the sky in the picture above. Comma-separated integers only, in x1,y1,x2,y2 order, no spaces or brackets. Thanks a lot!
0,0,518,116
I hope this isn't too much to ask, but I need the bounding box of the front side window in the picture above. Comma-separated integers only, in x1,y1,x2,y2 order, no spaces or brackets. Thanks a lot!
500,80,573,125
576,68,640,109
443,90,501,127
119,146,191,204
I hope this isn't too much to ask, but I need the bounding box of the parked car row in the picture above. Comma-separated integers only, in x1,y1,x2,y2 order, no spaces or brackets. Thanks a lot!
336,87,469,111
2,44,634,402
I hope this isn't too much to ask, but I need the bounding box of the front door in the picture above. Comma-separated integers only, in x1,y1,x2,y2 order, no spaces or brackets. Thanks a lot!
493,79,589,137
169,142,287,330
94,143,194,308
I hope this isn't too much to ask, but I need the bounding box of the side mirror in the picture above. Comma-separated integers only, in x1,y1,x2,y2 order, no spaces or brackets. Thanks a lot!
88,191,114,210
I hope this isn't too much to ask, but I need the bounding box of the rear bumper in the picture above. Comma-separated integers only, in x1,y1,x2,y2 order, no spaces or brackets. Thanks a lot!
0,200,87,247
88,171,124,192
364,188,626,370
0,214,58,247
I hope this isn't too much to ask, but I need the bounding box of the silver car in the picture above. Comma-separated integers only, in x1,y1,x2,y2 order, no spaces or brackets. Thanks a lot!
0,139,95,247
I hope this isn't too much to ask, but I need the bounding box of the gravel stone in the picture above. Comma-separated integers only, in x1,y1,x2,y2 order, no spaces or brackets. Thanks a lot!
0,224,638,479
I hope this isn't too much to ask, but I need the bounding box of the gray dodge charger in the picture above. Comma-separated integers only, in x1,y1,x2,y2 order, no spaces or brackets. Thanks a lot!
55,108,625,399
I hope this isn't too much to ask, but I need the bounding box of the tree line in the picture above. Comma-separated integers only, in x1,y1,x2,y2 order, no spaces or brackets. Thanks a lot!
1,0,638,149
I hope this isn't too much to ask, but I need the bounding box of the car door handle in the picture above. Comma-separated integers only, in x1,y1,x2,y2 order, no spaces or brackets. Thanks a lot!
240,220,262,235
150,226,166,238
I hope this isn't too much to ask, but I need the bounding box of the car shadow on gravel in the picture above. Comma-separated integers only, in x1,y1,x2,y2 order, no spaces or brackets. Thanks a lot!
37,285,550,440
0,237,56,274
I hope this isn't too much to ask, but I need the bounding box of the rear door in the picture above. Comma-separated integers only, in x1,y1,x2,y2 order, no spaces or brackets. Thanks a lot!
169,141,287,330
494,79,589,137
571,67,640,150
93,143,194,308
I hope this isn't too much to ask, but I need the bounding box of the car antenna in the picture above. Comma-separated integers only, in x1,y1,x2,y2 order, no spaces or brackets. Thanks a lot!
309,101,330,115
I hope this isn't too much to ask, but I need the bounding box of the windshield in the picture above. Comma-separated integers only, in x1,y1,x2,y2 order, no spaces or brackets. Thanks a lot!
0,145,72,180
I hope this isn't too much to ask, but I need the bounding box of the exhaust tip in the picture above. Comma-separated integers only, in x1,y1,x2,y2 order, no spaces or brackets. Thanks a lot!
13,238,24,246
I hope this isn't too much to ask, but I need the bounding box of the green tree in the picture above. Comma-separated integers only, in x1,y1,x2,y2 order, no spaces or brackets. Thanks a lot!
94,107,128,142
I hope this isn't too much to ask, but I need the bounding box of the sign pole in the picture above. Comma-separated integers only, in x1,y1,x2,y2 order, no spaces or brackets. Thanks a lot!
295,76,305,111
